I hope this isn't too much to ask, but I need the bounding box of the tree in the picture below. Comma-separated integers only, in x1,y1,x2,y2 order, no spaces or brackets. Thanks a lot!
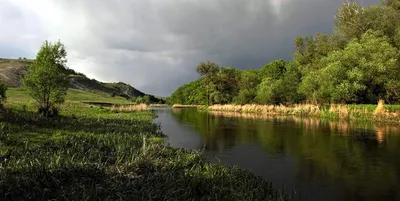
135,97,144,104
334,1,366,40
233,70,261,104
169,79,207,105
300,30,399,103
0,82,7,109
210,67,241,104
23,40,70,117
382,0,400,10
196,61,220,105
143,95,151,105
261,60,287,79
196,61,220,76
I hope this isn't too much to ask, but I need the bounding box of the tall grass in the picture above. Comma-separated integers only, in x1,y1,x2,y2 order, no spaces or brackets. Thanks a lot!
110,103,149,112
172,104,203,108
0,96,286,200
208,101,400,123
209,104,321,116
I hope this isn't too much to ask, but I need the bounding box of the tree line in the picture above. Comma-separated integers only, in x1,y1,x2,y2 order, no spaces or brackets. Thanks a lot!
169,0,400,105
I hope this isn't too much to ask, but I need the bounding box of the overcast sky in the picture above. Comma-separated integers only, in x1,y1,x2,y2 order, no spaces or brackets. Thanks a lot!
0,0,379,96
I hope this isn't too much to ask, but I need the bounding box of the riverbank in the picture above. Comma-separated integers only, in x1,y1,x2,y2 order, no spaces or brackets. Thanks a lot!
173,102,400,123
0,89,285,200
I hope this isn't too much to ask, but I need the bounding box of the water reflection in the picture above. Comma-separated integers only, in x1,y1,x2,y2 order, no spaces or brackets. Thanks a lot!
156,108,400,201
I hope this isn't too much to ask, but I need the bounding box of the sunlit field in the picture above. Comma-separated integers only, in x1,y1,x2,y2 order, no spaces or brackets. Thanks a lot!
0,89,285,200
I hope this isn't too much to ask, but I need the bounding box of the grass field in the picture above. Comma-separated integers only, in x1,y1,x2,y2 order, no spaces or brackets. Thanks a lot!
0,88,284,200
7,88,133,104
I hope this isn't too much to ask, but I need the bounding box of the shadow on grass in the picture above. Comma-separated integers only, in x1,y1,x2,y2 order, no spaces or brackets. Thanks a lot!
0,146,285,201
0,108,286,201
0,108,162,137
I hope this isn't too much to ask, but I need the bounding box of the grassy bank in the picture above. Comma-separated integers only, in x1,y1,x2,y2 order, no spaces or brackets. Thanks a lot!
0,88,285,200
206,103,400,123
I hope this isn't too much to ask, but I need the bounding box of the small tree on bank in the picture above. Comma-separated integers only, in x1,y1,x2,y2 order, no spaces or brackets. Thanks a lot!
23,40,70,117
143,95,151,105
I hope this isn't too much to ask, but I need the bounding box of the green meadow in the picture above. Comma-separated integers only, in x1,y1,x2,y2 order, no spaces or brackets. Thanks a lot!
0,88,284,201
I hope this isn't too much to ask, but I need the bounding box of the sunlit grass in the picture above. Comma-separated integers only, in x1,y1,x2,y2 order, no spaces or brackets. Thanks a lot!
110,103,149,112
6,87,133,105
0,89,286,200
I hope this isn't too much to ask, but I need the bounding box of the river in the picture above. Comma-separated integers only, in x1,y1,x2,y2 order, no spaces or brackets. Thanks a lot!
152,107,400,201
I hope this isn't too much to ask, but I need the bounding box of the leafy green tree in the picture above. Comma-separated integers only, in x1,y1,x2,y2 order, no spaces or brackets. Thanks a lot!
211,67,241,104
169,79,207,105
0,82,7,109
143,95,151,105
233,70,261,104
135,97,144,104
382,0,400,10
23,40,70,116
233,89,257,105
196,61,220,105
293,33,346,75
300,30,399,103
261,60,287,79
334,2,366,39
196,61,220,77
335,2,400,40
256,77,280,104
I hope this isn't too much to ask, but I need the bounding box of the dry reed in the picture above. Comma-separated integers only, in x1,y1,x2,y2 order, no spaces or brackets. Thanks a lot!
329,104,349,119
208,104,321,116
207,102,400,123
171,104,202,108
374,100,385,115
110,104,149,112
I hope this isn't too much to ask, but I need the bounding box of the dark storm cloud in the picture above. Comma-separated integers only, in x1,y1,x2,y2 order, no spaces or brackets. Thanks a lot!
1,0,380,96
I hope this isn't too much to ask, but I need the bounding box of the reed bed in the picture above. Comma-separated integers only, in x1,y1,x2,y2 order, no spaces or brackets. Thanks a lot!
171,104,203,108
149,104,170,107
209,104,321,116
110,103,149,112
208,101,400,123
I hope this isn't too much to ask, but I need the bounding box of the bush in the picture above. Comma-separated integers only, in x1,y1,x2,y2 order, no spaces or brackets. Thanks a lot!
0,82,7,108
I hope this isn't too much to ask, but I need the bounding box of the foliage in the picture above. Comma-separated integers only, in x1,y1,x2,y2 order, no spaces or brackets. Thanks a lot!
143,95,151,105
22,40,70,117
196,61,220,76
261,59,287,79
170,0,400,105
169,79,207,105
300,30,399,103
0,82,7,108
196,61,220,105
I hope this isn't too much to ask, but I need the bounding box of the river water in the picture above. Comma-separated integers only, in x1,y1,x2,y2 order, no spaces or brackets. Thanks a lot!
152,107,400,201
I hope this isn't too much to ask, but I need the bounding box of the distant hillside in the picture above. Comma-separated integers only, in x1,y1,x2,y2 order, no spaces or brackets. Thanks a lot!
0,58,162,103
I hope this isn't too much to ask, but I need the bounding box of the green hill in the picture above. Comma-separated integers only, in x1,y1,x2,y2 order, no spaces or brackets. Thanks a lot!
0,58,163,103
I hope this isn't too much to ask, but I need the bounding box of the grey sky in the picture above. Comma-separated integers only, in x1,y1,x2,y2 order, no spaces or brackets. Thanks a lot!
0,0,379,96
